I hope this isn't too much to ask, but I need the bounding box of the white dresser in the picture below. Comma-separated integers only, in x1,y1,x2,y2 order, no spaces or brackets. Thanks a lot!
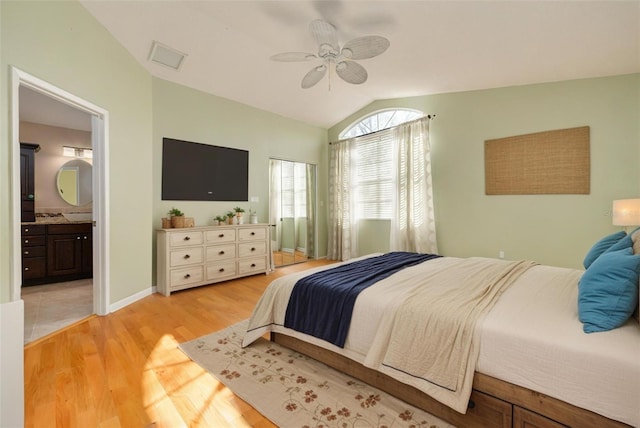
156,224,270,296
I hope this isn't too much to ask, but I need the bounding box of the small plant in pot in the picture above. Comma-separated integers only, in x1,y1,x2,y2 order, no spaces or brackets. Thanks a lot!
168,207,186,228
234,206,245,224
214,215,226,226
225,210,236,225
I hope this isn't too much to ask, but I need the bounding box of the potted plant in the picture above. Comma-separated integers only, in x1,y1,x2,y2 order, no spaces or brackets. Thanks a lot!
168,207,186,228
214,215,226,226
234,206,245,224
225,210,236,225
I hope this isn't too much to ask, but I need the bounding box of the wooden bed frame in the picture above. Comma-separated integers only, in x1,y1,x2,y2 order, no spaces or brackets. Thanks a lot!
272,333,631,428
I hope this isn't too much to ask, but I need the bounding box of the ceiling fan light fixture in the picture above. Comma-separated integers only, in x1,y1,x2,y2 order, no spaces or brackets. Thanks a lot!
341,48,353,59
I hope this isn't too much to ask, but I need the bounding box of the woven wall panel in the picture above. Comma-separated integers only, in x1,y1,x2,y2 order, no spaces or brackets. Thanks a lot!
485,126,590,195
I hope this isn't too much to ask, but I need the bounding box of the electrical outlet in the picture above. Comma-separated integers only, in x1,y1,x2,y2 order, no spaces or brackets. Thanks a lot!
250,196,259,203
499,250,505,259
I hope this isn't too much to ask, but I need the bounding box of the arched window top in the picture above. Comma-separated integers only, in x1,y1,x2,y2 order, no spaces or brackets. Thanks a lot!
339,108,424,139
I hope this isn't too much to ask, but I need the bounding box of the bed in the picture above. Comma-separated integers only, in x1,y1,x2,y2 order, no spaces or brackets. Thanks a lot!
242,248,640,428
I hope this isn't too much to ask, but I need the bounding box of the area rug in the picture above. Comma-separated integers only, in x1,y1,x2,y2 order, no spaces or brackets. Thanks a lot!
179,320,455,428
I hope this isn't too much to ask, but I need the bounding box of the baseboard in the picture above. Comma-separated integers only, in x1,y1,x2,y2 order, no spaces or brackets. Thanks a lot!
109,286,153,313
0,300,24,428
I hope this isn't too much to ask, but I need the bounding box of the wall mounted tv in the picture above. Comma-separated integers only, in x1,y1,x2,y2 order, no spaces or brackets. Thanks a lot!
161,137,249,201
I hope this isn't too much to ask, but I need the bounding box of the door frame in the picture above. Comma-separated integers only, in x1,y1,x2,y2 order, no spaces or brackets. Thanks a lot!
10,67,110,315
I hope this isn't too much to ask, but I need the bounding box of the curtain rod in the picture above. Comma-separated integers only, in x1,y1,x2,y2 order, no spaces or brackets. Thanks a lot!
329,114,436,145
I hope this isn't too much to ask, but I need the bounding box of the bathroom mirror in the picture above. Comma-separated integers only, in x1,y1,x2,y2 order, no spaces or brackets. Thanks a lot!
56,159,92,206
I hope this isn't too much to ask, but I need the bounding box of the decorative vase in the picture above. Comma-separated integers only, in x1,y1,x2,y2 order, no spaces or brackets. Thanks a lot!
161,217,172,229
227,217,234,225
250,213,258,224
237,214,244,224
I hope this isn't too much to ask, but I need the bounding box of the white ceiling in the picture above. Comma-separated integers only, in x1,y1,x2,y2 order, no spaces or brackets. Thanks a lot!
24,1,640,130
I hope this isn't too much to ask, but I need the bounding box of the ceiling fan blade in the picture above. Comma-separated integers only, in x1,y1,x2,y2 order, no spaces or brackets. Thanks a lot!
335,61,368,85
341,36,390,60
309,19,339,51
270,52,317,62
301,64,327,89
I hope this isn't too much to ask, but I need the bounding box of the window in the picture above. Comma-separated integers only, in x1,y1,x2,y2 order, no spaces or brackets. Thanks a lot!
340,109,423,139
340,109,423,220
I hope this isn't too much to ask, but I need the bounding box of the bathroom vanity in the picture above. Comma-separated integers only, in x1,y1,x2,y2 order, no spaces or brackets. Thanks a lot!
21,219,92,286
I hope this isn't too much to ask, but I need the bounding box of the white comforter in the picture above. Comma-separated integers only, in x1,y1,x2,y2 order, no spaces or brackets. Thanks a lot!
243,255,640,426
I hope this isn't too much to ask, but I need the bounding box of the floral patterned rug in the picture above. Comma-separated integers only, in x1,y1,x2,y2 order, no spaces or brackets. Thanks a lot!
179,321,455,428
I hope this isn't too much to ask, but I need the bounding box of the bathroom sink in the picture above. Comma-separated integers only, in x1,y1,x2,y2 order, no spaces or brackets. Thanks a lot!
62,212,93,222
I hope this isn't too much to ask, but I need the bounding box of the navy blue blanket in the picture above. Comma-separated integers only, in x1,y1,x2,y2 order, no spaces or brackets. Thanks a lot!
284,252,441,348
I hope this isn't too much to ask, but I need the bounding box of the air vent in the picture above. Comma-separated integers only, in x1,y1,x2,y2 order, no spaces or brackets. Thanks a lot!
148,41,187,71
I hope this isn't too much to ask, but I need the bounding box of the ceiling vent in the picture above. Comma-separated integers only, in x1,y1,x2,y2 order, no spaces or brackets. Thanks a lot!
148,41,187,71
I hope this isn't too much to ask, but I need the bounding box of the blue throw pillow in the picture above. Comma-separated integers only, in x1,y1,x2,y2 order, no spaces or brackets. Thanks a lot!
582,231,627,269
578,247,640,333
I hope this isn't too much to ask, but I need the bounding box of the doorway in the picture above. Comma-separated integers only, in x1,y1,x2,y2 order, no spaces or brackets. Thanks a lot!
10,68,110,339
269,159,317,267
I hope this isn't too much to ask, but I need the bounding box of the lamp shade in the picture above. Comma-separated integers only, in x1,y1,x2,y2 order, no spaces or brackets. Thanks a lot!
612,199,640,226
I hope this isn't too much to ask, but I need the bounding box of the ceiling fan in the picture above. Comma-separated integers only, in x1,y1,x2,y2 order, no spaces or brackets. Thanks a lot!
271,19,390,89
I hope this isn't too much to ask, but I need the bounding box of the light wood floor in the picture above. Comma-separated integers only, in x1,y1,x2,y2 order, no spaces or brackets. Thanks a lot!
24,259,335,428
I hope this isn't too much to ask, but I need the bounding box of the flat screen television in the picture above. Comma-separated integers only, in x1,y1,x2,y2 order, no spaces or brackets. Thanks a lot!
161,137,249,201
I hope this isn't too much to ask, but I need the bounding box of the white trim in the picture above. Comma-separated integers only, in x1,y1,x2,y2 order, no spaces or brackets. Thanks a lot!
10,67,110,316
0,300,24,428
109,287,154,313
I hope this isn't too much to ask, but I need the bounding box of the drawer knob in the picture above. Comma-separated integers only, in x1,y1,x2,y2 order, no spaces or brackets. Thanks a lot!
184,273,191,279
184,236,191,241
24,251,29,255
24,228,29,232
24,239,29,244
84,236,88,239
251,247,256,251
251,232,256,236
24,267,29,271
218,233,224,238
251,263,256,268
219,268,225,272
184,254,191,259
77,236,81,240
219,250,225,255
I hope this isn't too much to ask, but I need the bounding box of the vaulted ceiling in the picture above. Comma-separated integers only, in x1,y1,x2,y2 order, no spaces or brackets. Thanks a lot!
33,1,640,129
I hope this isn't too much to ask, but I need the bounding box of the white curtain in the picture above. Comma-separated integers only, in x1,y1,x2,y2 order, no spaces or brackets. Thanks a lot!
327,139,358,260
390,117,438,253
268,159,281,269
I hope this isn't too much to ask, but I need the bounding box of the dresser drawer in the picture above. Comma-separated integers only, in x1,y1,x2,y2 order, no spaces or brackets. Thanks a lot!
170,266,204,288
22,224,46,235
22,257,46,279
169,231,203,247
23,245,45,258
238,227,267,241
169,247,204,267
205,228,236,244
206,260,237,281
206,244,236,261
238,257,267,275
238,241,266,258
22,235,46,246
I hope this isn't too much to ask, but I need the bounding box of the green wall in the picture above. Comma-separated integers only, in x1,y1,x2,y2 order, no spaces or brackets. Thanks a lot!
1,0,153,304
329,74,640,268
151,78,328,279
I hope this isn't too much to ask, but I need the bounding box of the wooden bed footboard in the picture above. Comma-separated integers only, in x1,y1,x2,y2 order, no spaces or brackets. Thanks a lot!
272,333,631,428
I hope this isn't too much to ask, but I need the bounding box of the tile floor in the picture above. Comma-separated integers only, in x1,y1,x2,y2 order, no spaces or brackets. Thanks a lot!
22,279,93,344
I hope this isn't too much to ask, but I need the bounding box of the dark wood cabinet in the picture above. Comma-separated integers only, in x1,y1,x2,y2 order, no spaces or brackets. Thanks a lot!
20,143,40,223
21,224,46,282
22,222,92,286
